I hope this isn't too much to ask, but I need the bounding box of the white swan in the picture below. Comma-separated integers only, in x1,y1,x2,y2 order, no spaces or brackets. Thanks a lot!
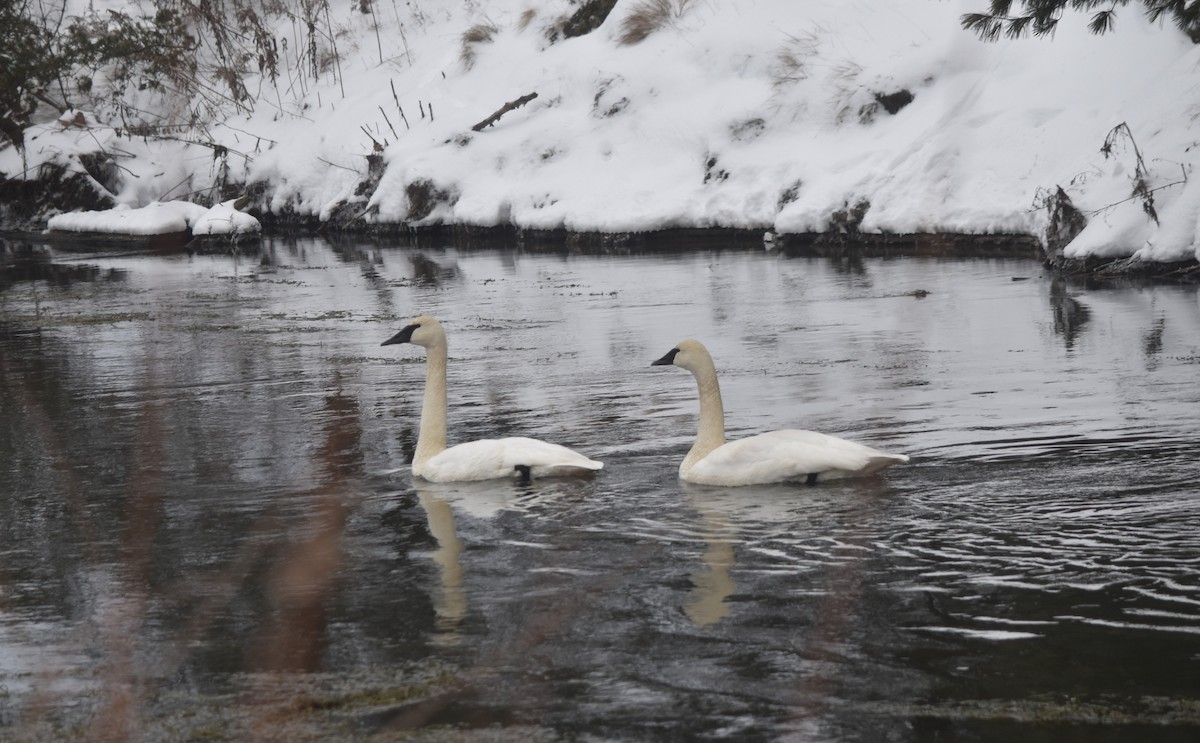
651,339,908,486
382,316,603,483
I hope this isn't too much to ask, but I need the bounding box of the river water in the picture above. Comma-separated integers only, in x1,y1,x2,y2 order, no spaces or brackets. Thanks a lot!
1,235,1197,741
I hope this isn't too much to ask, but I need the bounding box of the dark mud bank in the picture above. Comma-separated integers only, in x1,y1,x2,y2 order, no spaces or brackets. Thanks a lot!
289,223,1200,283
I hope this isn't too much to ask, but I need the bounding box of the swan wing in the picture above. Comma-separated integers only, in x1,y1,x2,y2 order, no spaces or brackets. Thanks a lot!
687,429,907,486
420,437,603,482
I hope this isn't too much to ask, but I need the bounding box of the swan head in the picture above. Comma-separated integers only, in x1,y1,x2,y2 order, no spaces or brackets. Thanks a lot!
651,339,712,373
381,315,445,349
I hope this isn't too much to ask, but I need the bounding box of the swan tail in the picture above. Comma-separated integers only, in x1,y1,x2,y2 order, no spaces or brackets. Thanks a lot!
530,458,604,477
861,452,909,475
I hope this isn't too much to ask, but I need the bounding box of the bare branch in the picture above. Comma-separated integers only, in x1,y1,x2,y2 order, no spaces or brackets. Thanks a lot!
471,92,538,132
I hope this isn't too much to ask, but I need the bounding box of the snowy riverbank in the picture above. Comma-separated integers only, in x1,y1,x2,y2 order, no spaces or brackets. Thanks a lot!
3,0,1200,268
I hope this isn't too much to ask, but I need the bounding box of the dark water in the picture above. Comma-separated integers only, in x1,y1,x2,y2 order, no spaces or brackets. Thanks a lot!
1,236,1198,741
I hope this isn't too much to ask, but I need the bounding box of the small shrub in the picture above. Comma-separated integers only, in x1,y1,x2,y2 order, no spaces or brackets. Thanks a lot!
1037,186,1087,257
1101,122,1160,225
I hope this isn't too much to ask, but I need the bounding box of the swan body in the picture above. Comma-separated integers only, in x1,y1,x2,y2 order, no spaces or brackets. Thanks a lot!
382,316,603,483
419,437,604,482
651,339,907,486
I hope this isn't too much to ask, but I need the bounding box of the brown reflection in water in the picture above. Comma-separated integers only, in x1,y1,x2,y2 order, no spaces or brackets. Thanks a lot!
251,382,362,674
90,367,167,742
375,507,656,736
5,361,370,737
787,478,892,732
1,343,145,739
7,353,174,742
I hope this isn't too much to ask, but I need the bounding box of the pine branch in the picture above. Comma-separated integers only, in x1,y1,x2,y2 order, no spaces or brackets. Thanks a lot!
1007,15,1035,37
962,0,1140,41
1088,9,1116,34
961,12,1005,41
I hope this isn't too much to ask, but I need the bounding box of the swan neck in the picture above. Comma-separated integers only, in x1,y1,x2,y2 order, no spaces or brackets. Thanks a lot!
686,360,726,468
415,343,448,468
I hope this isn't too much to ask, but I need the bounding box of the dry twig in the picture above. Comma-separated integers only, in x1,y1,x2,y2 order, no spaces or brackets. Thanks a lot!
471,92,538,132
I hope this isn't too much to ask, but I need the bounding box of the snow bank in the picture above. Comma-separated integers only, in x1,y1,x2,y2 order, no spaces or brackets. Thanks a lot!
6,0,1200,262
192,200,262,236
47,202,205,235
46,199,259,237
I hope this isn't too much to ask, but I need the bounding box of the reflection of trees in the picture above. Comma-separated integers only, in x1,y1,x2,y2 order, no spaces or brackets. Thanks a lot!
324,234,389,282
1,240,125,336
1143,316,1165,369
410,253,460,285
0,337,131,608
1048,278,1090,350
1,249,105,289
829,252,868,278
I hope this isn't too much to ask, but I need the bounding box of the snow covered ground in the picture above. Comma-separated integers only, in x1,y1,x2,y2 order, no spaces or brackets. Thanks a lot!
4,0,1200,262
45,197,260,237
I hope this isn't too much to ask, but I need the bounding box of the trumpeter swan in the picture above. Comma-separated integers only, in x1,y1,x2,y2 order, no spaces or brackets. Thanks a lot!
651,339,907,486
382,316,603,483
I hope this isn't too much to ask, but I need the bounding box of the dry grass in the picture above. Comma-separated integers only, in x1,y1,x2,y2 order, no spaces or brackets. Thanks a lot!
616,0,698,45
459,21,500,69
828,59,867,123
769,31,821,88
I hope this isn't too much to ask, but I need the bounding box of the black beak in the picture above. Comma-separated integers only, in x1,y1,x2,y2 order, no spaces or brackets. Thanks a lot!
651,348,680,367
381,323,420,346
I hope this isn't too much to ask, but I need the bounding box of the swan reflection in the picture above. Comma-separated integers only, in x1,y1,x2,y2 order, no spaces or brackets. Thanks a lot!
411,479,530,646
416,491,467,644
678,480,892,628
680,483,790,627
684,495,737,627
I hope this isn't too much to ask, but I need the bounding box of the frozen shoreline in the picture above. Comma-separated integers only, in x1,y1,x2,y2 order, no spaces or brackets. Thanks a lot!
3,220,1198,283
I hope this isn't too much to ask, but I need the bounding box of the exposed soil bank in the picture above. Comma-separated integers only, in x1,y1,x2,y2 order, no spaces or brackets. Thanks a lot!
1042,253,1200,283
